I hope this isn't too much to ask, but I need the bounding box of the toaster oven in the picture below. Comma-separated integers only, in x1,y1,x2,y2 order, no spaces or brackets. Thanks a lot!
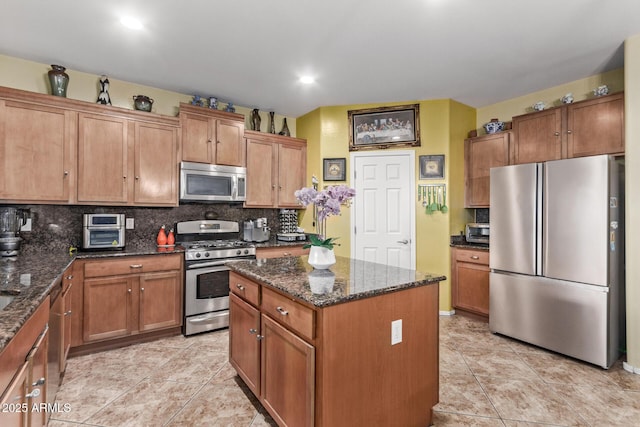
82,213,126,250
465,223,489,244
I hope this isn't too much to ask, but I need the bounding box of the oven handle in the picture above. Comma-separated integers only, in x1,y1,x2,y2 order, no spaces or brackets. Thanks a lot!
186,260,230,269
188,311,229,324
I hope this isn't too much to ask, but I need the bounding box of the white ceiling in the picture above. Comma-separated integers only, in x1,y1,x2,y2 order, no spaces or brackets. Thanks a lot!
2,0,640,117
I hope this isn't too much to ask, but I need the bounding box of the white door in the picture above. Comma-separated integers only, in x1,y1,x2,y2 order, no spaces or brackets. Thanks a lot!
350,151,416,269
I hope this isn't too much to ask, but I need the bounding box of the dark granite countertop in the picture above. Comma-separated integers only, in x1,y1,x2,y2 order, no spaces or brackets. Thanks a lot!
253,238,308,248
0,242,185,354
449,235,489,251
227,255,445,308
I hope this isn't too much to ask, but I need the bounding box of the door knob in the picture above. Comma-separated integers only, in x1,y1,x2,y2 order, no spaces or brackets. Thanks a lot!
397,239,409,244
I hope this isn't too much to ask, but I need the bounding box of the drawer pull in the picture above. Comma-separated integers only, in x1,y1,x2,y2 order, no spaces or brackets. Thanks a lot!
32,377,46,386
236,284,245,291
283,252,291,256
64,310,72,316
276,306,289,316
66,275,73,280
130,264,143,269
256,334,264,341
249,328,257,334
26,388,41,399
470,255,480,260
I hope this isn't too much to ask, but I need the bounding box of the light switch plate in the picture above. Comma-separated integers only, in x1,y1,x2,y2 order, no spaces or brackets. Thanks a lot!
126,218,135,229
391,319,402,345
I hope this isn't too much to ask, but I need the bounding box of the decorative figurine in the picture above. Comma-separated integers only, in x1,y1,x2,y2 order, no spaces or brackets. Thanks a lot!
532,101,545,111
278,118,291,136
191,95,203,106
96,75,112,105
561,93,574,104
593,85,609,97
251,109,261,131
208,96,218,109
268,112,276,133
225,102,236,113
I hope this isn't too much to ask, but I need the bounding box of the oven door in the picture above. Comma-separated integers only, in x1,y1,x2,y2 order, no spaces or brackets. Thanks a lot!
185,263,230,317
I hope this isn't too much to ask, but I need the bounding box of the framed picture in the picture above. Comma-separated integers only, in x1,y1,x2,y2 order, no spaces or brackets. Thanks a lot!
419,155,445,179
348,104,420,151
323,158,346,181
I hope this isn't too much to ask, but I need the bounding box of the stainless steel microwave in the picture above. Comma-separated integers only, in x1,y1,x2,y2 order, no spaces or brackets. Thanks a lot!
179,162,246,203
82,213,126,250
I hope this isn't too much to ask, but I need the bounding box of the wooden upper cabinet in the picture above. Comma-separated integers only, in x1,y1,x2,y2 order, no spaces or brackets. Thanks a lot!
0,99,75,203
464,132,510,208
77,113,129,203
134,121,179,205
513,108,562,164
512,92,624,165
566,92,624,158
179,103,245,166
245,131,306,208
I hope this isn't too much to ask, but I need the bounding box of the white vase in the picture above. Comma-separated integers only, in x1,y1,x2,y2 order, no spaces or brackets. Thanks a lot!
308,246,336,270
308,269,336,294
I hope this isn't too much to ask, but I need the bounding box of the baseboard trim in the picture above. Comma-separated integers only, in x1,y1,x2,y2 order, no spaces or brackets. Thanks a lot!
439,310,455,316
623,361,640,375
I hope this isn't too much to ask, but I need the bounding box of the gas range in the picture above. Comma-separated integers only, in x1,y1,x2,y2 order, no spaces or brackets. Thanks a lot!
176,219,256,263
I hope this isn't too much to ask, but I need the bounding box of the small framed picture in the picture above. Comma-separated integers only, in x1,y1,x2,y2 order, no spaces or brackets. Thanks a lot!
419,155,445,179
323,158,346,181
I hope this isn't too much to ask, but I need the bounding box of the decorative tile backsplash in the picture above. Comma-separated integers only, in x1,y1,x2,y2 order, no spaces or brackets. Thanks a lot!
10,204,283,255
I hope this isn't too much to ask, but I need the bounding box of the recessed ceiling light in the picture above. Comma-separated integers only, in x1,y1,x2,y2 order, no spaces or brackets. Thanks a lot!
299,76,315,84
120,16,143,30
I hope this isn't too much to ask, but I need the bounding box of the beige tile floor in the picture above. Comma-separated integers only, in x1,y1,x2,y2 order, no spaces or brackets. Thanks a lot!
49,315,640,427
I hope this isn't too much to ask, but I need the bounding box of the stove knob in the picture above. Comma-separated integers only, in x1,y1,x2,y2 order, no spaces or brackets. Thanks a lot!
244,249,249,255
195,253,201,258
204,252,210,257
236,250,242,255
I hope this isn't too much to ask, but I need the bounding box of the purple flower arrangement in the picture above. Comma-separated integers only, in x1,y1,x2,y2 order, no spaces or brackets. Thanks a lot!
295,184,356,240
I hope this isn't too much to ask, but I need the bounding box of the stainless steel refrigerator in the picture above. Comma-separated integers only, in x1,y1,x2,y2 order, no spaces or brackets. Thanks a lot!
489,155,625,368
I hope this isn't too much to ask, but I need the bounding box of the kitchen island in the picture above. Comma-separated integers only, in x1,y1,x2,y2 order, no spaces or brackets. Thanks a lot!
227,255,444,427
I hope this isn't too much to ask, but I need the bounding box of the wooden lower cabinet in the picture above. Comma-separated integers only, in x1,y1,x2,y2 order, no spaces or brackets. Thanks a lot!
81,254,183,344
0,298,49,427
256,245,308,259
229,271,439,427
451,247,490,319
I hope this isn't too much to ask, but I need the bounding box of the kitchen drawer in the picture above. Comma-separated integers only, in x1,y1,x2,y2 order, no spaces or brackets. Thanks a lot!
262,287,314,341
229,271,260,307
84,254,182,278
455,248,489,265
256,245,308,259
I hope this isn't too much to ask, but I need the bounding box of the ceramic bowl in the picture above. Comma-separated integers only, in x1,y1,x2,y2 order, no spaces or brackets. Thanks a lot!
483,121,504,134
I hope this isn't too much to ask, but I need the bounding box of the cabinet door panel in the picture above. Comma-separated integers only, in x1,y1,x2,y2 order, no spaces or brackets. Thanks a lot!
138,271,182,332
83,277,133,342
277,143,306,207
567,94,624,157
181,114,211,163
0,100,73,202
246,139,276,207
26,327,48,427
134,122,178,205
261,314,314,427
455,262,490,316
0,362,28,427
77,114,129,203
464,133,510,207
215,119,245,166
513,109,562,164
229,293,261,396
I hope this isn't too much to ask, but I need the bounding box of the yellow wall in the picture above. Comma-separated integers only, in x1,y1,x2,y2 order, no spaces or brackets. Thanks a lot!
0,54,296,135
476,68,624,132
297,99,475,312
624,34,640,371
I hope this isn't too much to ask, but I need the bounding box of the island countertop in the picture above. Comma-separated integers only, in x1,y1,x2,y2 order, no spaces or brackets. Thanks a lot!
227,255,445,308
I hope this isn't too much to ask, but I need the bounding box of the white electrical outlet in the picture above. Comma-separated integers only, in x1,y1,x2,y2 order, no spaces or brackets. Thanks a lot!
391,319,402,345
126,218,135,229
20,218,32,232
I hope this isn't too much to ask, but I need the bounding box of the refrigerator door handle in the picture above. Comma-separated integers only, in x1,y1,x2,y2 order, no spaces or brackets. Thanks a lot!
536,163,543,276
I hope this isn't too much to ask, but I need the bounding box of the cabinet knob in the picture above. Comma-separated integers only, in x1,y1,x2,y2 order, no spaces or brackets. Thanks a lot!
63,170,69,176
66,275,73,280
128,288,132,293
567,130,573,134
207,139,213,143
276,306,289,316
25,388,41,399
135,176,140,180
64,310,72,316
236,284,245,291
249,328,257,334
32,377,46,386
554,131,560,136
256,334,264,341
141,287,145,292
123,176,127,180
272,185,276,190
471,255,480,260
